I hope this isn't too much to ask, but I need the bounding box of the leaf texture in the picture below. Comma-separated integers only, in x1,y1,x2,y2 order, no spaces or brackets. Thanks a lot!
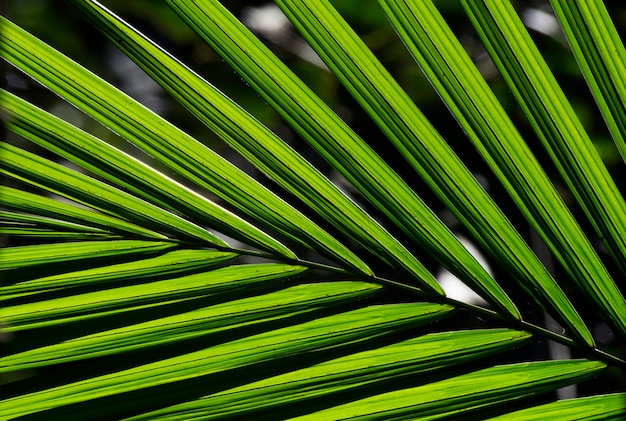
1,0,624,419
66,0,453,292
461,0,626,335
380,0,602,345
0,16,368,272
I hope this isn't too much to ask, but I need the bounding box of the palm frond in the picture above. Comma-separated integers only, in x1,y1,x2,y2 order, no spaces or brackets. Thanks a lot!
1,0,624,419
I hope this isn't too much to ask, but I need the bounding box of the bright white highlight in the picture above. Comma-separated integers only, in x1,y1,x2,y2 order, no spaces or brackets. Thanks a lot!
437,235,490,306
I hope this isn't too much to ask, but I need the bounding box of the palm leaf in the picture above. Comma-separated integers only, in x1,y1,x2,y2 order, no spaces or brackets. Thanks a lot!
1,0,624,419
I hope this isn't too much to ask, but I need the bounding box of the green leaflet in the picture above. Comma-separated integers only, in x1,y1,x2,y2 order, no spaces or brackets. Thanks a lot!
0,240,173,272
1,211,114,234
0,16,370,275
0,303,453,419
0,226,117,240
0,263,307,331
0,281,372,372
0,249,237,300
461,0,626,335
1,143,228,247
162,0,517,300
0,186,162,239
379,0,598,345
125,329,531,421
0,90,295,259
486,393,626,420
1,1,624,420
67,0,443,291
550,0,626,163
272,0,563,321
290,360,606,420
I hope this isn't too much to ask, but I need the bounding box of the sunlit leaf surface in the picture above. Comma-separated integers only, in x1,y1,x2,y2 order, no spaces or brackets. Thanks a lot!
0,0,624,419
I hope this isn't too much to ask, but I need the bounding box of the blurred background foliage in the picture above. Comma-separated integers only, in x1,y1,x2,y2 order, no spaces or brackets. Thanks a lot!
3,0,626,396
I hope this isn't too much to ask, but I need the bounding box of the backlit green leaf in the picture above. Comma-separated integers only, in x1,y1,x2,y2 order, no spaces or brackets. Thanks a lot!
0,186,162,239
380,0,597,345
0,16,369,274
461,0,626,336
550,0,626,163
486,393,626,420
273,0,541,320
71,0,451,289
291,360,606,420
1,210,116,237
127,329,531,421
0,263,307,331
0,281,379,372
0,303,453,419
1,240,173,272
1,143,228,247
1,90,296,258
0,249,236,300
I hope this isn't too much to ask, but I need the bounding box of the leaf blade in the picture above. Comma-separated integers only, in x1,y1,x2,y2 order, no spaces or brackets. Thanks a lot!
0,90,296,258
0,15,369,273
0,303,454,419
0,263,307,331
461,0,626,336
550,0,626,163
0,281,378,372
486,393,626,420
0,240,173,272
380,0,598,345
1,185,161,239
0,249,237,300
126,329,531,421
161,0,520,298
65,0,452,290
290,360,606,420
272,0,532,319
0,143,227,247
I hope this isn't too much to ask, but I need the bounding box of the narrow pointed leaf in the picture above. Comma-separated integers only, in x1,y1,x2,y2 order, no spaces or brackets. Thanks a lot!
0,281,379,373
1,2,624,420
127,329,531,421
1,185,163,239
1,143,228,247
486,393,626,420
0,303,454,419
162,0,524,299
0,249,237,300
0,240,173,272
0,226,117,240
1,90,296,259
551,0,626,162
461,0,626,333
380,0,598,345
291,360,606,420
1,211,115,236
0,263,307,331
66,0,448,291
0,16,370,273
271,0,547,320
